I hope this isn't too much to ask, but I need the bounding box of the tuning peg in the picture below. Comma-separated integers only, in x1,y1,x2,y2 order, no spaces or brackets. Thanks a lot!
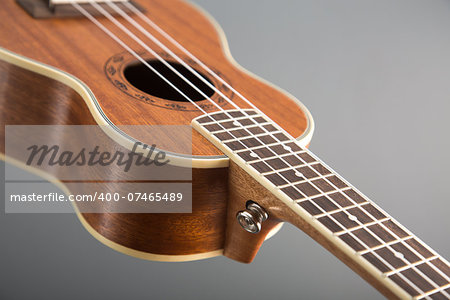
236,201,268,233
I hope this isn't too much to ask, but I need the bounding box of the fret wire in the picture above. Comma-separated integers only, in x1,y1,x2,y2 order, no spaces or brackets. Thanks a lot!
310,198,441,298
370,218,450,289
408,238,450,284
206,111,446,294
287,143,449,291
294,187,352,204
222,117,417,289
333,217,391,236
406,238,450,285
266,112,448,291
329,186,450,295
198,112,347,232
261,161,320,175
200,112,263,125
112,0,450,290
290,144,450,293
298,148,450,261
199,111,359,243
235,140,306,154
415,270,450,298
201,111,351,224
346,198,450,292
210,123,274,135
341,198,450,297
202,106,448,296
96,4,444,292
211,110,447,297
98,0,446,288
201,112,381,278
208,120,271,129
385,256,439,277
205,110,342,225
220,130,283,143
205,113,421,291
243,107,450,294
272,168,366,222
275,163,427,296
198,110,450,296
319,188,448,295
283,150,448,295
197,112,312,208
74,2,422,292
359,236,414,255
241,125,424,275
79,0,450,291
201,111,364,249
302,197,426,295
277,173,336,189
271,145,439,291
243,150,306,165
354,200,450,288
390,264,443,296
416,283,450,299
313,200,371,218
381,252,442,296
353,207,450,285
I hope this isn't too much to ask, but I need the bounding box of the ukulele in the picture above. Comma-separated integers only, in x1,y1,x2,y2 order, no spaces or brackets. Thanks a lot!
1,1,449,299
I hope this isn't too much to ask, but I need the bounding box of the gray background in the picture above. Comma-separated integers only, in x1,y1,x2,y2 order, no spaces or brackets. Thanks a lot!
1,0,450,299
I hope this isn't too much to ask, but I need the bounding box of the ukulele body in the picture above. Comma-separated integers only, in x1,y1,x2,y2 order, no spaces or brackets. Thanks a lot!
0,0,314,261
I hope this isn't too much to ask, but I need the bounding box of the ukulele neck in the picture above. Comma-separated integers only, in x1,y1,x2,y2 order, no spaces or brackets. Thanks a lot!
192,109,450,300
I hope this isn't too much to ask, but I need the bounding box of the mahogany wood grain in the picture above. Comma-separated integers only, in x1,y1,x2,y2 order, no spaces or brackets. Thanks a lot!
2,1,448,299
0,0,308,256
191,109,450,298
225,161,403,300
0,0,308,157
224,159,282,262
0,61,228,255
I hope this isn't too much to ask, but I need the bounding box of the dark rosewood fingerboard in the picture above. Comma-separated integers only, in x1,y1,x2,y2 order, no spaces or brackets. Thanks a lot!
192,109,450,299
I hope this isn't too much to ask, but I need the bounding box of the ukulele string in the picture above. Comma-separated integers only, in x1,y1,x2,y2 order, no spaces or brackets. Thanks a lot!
103,3,450,288
90,0,232,114
122,1,295,126
109,8,450,289
107,1,243,113
77,2,450,290
71,2,209,116
71,1,450,290
78,1,349,229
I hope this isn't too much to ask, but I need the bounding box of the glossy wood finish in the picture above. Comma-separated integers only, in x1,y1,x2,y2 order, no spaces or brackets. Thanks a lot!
224,160,404,300
0,0,309,258
0,61,228,255
193,109,450,299
224,160,283,263
17,0,144,18
2,1,449,298
0,0,308,157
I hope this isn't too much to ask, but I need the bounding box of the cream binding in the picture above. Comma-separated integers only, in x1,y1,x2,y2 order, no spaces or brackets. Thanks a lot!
0,1,313,261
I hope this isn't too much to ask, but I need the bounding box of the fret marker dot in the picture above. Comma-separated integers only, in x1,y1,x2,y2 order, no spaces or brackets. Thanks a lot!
283,145,291,151
294,171,303,177
250,152,258,158
232,121,239,126
348,214,358,222
394,251,404,259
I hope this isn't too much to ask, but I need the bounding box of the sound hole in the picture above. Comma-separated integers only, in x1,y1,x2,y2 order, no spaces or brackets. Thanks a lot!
123,60,215,102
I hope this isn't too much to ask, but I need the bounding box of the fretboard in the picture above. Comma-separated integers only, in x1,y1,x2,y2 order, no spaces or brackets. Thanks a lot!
192,109,450,299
